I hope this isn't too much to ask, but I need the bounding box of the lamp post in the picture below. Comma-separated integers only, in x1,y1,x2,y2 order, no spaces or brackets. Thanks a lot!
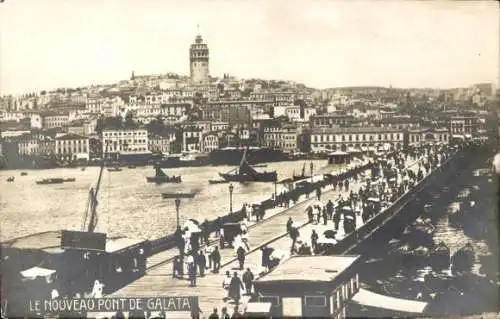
310,162,314,183
229,183,234,213
174,198,181,228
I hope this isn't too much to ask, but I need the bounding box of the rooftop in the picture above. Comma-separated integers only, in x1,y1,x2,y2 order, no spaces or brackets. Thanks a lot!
312,126,401,134
56,133,88,140
255,255,360,284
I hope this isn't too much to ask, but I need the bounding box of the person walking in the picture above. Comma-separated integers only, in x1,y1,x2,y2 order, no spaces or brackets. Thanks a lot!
229,272,244,304
211,246,221,273
286,217,293,233
322,207,328,225
197,250,206,277
311,230,319,251
188,259,197,287
242,268,254,296
222,271,232,300
326,200,334,220
236,246,246,270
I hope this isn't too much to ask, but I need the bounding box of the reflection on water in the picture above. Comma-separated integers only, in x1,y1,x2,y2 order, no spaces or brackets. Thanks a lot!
0,160,333,241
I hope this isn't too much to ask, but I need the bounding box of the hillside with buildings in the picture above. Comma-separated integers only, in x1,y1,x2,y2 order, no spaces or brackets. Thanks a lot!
0,32,497,169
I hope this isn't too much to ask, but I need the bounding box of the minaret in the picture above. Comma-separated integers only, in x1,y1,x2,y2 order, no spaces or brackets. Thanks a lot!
189,25,210,84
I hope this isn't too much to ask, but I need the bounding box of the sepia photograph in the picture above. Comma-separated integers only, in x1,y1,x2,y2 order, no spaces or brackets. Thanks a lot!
0,0,499,318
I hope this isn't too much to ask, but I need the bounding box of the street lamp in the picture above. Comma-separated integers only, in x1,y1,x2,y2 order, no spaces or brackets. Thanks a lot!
310,162,314,183
174,198,181,228
229,183,234,213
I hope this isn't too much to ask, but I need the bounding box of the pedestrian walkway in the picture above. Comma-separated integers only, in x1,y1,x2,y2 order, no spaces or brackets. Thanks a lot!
146,161,372,270
111,155,425,316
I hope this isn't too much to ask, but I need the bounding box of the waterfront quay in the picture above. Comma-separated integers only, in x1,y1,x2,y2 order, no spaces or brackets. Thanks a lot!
107,152,427,317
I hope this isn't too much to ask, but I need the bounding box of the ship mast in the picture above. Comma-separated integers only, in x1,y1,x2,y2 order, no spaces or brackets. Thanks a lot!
82,137,108,232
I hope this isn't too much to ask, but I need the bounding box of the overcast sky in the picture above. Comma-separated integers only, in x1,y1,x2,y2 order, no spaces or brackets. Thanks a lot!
0,0,498,94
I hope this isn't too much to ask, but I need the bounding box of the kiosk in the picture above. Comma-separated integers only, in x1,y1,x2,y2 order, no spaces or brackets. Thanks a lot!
253,255,361,319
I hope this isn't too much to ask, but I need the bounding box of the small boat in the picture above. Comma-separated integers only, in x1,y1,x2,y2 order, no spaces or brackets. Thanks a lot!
7,176,15,182
219,147,277,183
146,165,181,184
81,167,86,171
292,163,309,181
36,178,65,185
209,179,229,184
20,172,28,176
63,178,76,182
108,165,122,172
128,165,137,169
429,242,451,270
253,164,268,168
161,192,196,199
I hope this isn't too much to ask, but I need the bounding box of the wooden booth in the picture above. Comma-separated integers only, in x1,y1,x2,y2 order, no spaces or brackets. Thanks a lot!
253,255,361,319
328,151,350,165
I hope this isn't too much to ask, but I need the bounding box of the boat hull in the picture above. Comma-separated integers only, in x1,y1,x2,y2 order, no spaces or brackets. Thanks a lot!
210,148,289,165
146,176,181,184
219,171,277,182
156,155,210,168
209,180,229,184
161,193,196,199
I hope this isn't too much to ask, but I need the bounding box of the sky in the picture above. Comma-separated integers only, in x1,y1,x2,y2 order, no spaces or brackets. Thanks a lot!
0,0,498,94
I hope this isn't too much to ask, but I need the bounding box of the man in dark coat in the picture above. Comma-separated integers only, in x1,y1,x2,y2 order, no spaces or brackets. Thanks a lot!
236,246,246,270
228,272,244,304
289,227,299,253
211,246,221,273
197,250,206,277
311,230,319,251
174,226,184,256
286,217,293,233
242,268,254,295
188,262,197,287
326,200,334,220
322,207,328,225
261,246,274,269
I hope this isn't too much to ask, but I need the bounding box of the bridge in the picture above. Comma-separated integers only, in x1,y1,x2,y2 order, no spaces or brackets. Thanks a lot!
104,143,488,318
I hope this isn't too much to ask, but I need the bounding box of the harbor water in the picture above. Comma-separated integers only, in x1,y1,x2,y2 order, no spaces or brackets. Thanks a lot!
0,160,330,242
357,160,499,315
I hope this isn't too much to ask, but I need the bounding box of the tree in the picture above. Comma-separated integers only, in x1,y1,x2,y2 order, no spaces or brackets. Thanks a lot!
124,111,135,127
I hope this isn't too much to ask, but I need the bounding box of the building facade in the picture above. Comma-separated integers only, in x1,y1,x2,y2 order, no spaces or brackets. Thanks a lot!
55,133,90,161
263,124,299,153
310,127,404,152
101,128,149,156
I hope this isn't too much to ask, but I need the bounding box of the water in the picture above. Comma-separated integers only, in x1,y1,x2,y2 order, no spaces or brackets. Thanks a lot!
0,160,332,241
358,158,499,315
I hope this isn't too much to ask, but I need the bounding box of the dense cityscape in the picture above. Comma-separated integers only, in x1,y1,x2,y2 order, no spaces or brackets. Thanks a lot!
0,32,498,169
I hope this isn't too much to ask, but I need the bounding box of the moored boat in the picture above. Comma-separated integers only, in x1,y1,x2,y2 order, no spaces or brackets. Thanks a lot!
20,172,28,176
36,178,65,185
63,178,76,182
7,176,15,182
108,165,122,172
219,147,277,183
146,165,181,184
161,192,196,199
209,179,229,184
128,165,137,169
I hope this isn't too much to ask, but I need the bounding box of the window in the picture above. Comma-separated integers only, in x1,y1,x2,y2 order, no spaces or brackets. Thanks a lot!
305,296,326,307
